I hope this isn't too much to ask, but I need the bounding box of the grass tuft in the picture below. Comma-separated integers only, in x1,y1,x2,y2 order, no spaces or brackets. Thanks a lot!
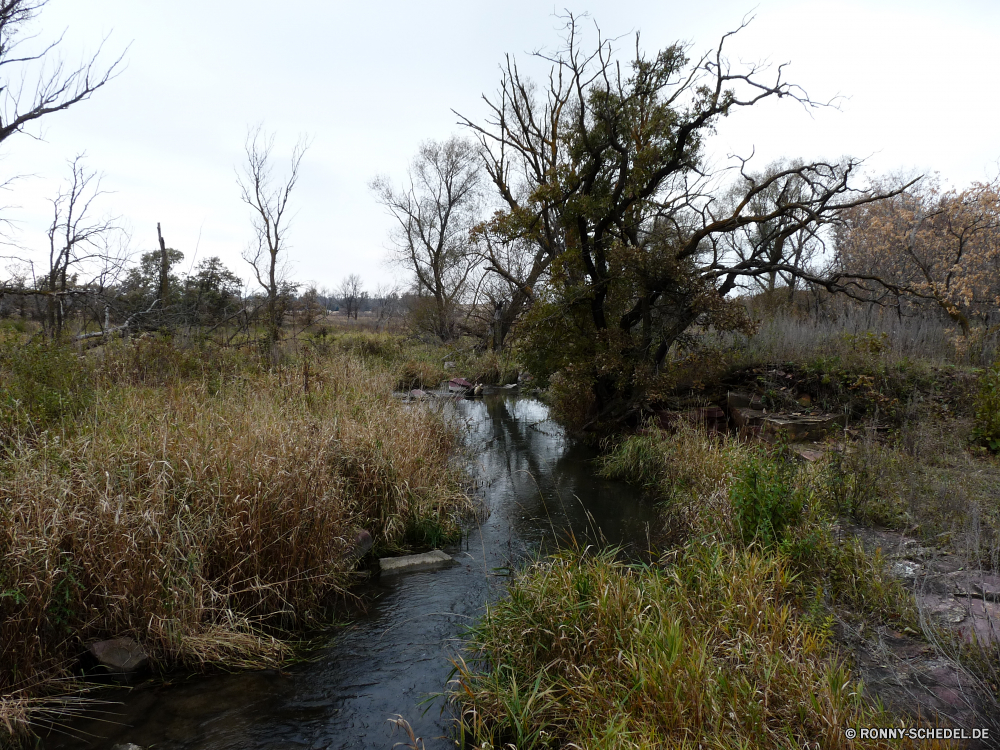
454,546,933,749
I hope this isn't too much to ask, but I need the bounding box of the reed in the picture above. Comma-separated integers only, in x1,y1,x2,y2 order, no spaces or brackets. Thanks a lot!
0,340,470,739
456,428,923,747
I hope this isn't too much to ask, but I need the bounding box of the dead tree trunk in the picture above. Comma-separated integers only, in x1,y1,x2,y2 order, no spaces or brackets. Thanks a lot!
157,223,169,305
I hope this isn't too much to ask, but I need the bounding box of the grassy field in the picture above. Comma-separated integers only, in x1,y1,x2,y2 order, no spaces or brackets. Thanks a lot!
0,330,472,743
455,548,916,749
453,429,926,748
326,327,520,391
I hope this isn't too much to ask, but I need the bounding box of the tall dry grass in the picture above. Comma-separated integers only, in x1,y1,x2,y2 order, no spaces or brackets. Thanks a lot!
599,427,914,621
714,302,999,369
327,330,521,392
599,424,750,503
598,425,751,545
0,339,469,739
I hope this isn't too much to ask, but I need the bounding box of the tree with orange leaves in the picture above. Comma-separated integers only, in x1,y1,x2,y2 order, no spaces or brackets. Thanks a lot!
835,177,1000,335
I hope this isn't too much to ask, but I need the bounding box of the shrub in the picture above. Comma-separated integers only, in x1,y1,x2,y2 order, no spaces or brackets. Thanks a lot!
973,361,1000,451
599,425,747,505
0,340,93,435
821,429,907,528
454,546,922,749
780,523,916,627
395,359,446,391
0,345,471,741
334,332,404,360
466,349,519,385
730,452,803,549
546,365,596,432
840,330,890,356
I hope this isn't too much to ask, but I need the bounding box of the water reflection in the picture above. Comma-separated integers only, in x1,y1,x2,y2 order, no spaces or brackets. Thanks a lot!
42,395,655,750
467,395,658,557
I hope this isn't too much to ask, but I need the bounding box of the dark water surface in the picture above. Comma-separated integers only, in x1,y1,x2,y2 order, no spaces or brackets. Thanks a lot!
42,395,655,750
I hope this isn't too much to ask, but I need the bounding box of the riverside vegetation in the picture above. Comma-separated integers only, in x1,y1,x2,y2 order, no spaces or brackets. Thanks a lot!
450,300,1000,749
2,4,1000,748
0,327,473,744
1,303,999,748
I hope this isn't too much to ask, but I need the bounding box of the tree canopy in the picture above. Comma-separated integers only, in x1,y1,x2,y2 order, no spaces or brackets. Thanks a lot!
458,15,904,427
836,177,1000,335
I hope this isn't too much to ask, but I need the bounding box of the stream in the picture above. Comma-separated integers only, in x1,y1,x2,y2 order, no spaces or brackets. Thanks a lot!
42,394,656,750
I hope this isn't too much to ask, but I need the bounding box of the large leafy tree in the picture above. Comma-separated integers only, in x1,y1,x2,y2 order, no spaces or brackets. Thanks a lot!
459,16,902,427
118,248,246,332
119,247,184,305
182,256,244,328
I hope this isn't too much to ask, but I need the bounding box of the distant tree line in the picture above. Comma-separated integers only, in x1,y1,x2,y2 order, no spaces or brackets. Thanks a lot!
0,3,409,350
0,237,408,339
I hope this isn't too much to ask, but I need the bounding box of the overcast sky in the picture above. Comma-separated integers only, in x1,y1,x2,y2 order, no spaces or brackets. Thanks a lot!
3,0,998,292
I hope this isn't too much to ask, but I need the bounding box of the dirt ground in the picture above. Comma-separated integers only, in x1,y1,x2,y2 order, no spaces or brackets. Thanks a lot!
842,523,1000,742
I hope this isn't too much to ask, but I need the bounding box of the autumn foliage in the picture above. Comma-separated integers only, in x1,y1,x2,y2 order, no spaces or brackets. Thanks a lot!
836,178,1000,334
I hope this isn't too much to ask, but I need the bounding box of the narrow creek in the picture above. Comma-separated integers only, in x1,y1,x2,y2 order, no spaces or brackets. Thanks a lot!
43,394,656,750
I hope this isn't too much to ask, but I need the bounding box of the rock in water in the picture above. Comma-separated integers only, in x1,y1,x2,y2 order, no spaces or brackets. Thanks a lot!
379,550,452,574
352,528,374,559
111,744,145,750
88,637,149,675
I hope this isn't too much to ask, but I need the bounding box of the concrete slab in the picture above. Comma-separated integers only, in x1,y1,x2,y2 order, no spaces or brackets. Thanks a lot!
379,549,453,574
762,413,844,441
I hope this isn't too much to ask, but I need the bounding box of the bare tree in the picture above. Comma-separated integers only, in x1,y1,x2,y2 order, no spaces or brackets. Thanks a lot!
372,137,482,340
716,159,827,302
0,1,125,300
238,125,309,349
0,1,125,146
42,154,124,337
337,273,365,320
371,282,402,332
